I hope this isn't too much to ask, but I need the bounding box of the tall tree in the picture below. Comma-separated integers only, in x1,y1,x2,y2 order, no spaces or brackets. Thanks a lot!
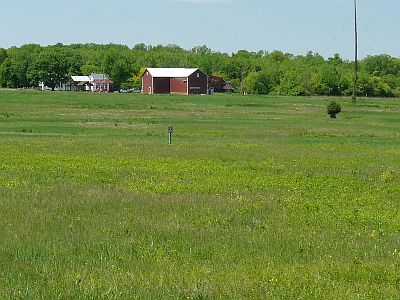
6,44,42,87
110,59,131,90
0,48,7,65
0,58,14,87
28,48,69,90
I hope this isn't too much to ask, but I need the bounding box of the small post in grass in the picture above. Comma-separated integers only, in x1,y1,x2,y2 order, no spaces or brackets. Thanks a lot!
168,126,173,144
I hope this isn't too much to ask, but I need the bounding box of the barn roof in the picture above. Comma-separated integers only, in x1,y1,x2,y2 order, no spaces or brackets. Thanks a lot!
146,68,199,78
71,76,90,82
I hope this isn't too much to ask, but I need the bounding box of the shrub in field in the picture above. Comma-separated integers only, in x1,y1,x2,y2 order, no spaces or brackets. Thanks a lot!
327,101,342,118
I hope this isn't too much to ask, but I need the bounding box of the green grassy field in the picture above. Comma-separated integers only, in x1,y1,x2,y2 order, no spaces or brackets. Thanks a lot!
0,90,399,299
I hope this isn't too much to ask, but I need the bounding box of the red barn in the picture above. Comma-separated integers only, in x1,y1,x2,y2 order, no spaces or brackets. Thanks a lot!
142,68,208,95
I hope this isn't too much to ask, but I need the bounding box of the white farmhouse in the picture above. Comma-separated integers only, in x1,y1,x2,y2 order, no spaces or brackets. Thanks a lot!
71,73,113,92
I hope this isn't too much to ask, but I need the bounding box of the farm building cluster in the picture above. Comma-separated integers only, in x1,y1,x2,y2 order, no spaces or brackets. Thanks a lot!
142,68,207,95
40,68,233,94
141,68,232,95
40,73,113,92
71,74,113,92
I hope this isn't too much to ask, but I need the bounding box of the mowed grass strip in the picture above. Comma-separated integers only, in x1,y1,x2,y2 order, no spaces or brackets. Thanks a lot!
0,90,399,299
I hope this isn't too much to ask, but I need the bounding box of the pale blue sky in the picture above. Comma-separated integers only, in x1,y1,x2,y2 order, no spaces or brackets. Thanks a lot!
0,0,398,59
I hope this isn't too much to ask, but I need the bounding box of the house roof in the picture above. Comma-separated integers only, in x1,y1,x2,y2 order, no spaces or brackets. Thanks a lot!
71,74,113,84
71,76,90,82
146,68,199,78
92,79,113,84
90,73,110,80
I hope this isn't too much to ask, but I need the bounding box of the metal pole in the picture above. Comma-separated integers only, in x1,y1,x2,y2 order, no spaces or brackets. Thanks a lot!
352,0,358,102
168,126,173,144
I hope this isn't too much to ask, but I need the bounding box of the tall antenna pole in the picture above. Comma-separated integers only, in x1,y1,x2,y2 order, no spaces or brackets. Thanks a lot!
352,0,358,102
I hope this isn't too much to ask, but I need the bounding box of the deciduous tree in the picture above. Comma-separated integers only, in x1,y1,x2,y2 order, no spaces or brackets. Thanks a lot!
28,48,69,90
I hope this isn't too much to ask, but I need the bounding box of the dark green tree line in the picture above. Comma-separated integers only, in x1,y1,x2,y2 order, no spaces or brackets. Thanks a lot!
0,43,399,97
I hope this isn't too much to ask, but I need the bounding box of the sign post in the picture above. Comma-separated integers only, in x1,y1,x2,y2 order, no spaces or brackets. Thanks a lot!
168,126,173,144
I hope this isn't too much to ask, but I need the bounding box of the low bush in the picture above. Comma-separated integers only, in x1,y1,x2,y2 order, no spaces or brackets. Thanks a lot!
327,101,342,118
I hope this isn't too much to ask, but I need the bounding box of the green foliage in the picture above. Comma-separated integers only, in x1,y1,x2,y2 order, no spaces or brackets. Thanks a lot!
313,65,340,95
6,44,42,88
363,54,397,76
28,48,69,90
242,68,281,94
327,100,342,118
1,43,400,97
132,67,147,89
0,58,14,87
0,48,7,65
80,63,102,75
110,59,131,90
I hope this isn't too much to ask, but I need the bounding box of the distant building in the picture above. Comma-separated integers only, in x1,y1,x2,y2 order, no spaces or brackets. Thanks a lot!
142,68,208,95
208,75,233,93
70,76,90,92
70,73,113,92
